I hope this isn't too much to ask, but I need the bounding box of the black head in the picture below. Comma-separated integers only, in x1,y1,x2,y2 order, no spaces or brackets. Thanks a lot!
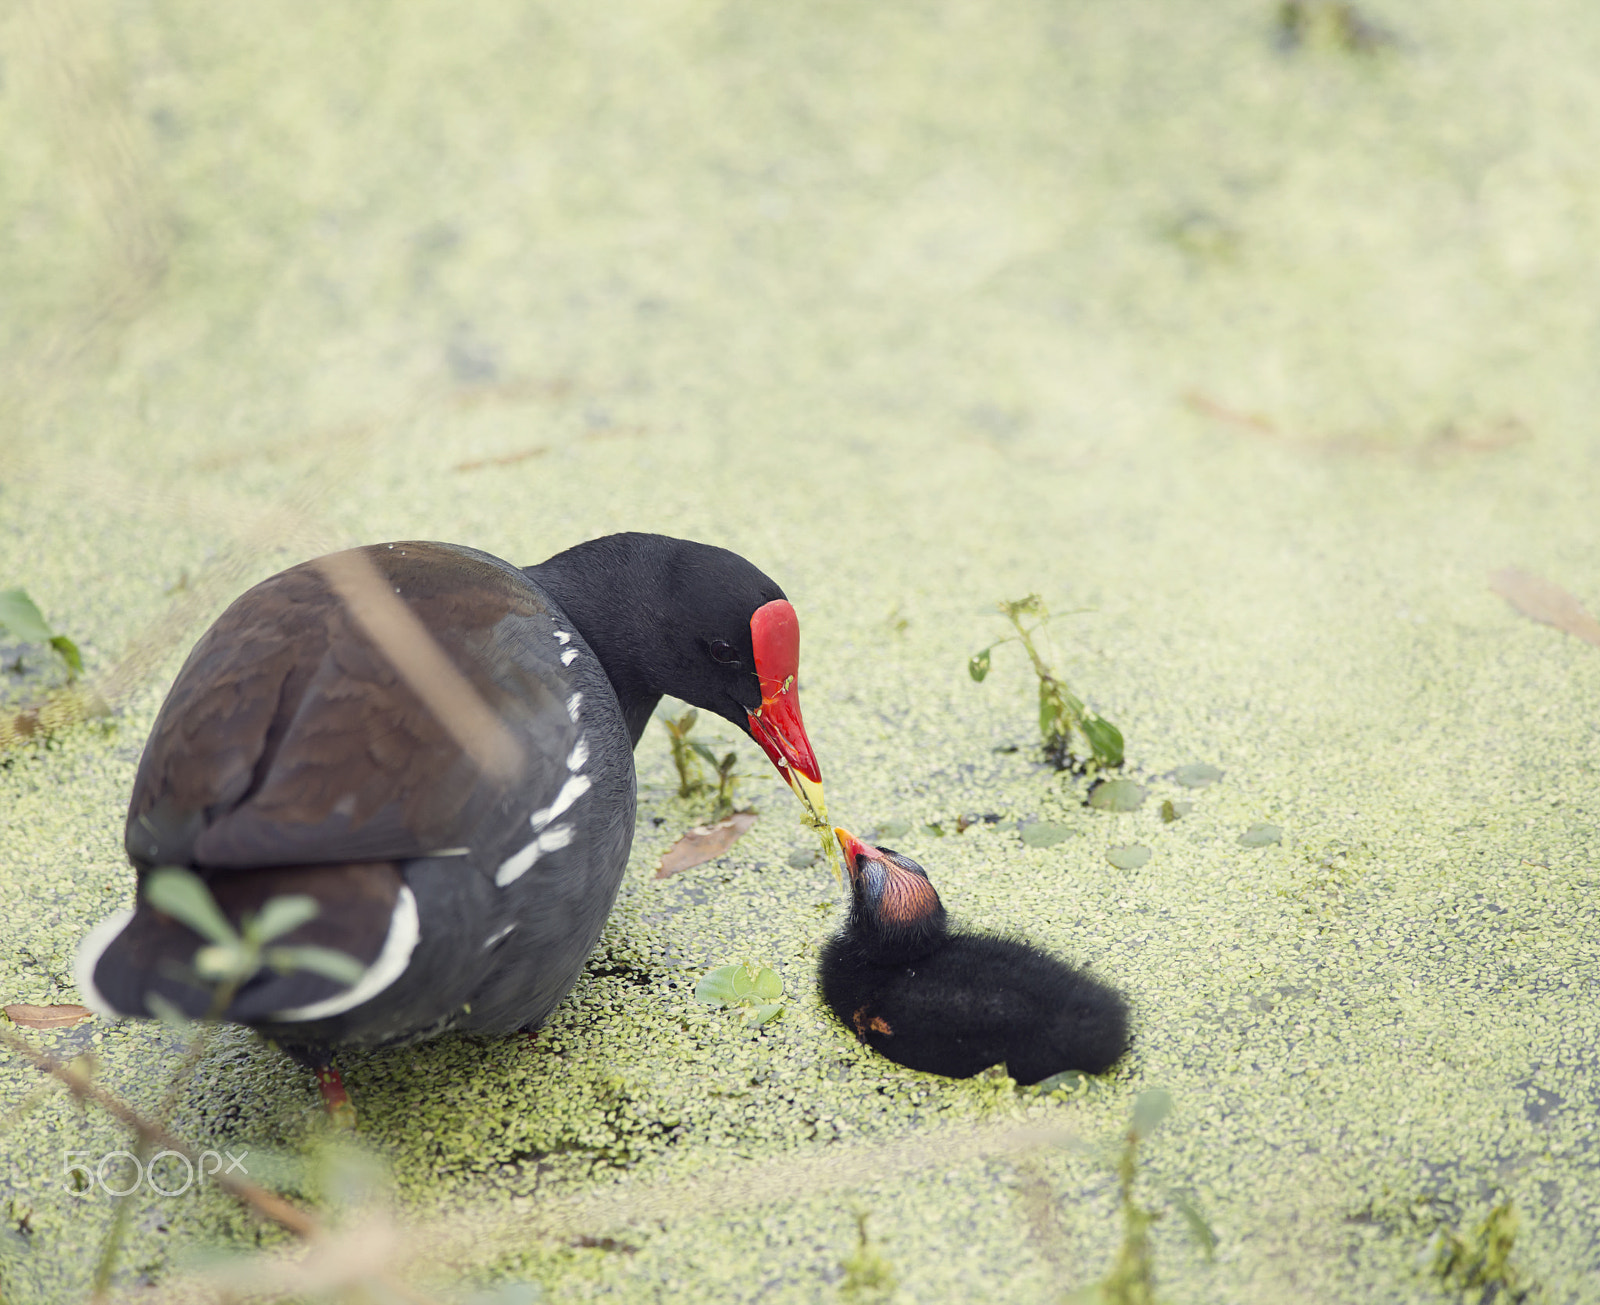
527,533,823,814
833,827,947,961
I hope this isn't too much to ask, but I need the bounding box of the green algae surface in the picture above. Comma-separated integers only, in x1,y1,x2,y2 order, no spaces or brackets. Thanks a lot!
4,1,1600,1301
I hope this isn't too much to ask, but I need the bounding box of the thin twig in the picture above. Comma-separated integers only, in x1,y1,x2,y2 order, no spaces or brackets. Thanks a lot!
0,1024,318,1238
311,548,524,784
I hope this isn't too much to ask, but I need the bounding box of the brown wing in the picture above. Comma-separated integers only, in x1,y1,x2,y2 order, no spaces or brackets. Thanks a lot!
125,542,571,876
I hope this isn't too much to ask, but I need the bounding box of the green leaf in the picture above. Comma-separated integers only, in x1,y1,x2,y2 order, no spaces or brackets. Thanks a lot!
1131,1088,1172,1138
0,589,54,643
1081,715,1124,768
48,634,83,677
1020,821,1076,848
749,966,783,1001
265,944,366,985
1105,843,1151,870
1159,799,1192,823
730,964,757,999
144,868,239,947
248,894,319,944
688,741,719,766
1087,779,1145,812
1173,762,1223,789
193,942,252,983
1238,822,1283,848
967,648,991,682
1170,1192,1218,1260
694,964,745,1007
748,1003,783,1026
875,819,911,839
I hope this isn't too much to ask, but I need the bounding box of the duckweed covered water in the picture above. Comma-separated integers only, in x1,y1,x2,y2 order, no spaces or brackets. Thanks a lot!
3,2,1600,1301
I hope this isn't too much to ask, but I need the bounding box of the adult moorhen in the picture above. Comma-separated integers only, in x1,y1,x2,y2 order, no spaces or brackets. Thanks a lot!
819,828,1128,1083
76,534,825,1108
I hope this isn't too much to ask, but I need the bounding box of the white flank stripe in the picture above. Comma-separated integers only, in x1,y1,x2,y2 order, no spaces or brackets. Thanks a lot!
74,908,137,1019
536,823,575,854
566,693,583,722
560,648,578,666
482,922,517,949
530,773,591,832
553,630,571,644
567,736,589,771
495,840,540,886
273,886,421,1023
495,822,576,886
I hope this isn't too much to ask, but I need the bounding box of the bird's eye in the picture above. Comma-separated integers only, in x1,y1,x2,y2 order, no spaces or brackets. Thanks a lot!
708,639,740,666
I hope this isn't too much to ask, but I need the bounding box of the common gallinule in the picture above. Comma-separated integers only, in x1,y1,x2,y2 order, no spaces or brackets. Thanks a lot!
76,535,825,1108
819,828,1128,1083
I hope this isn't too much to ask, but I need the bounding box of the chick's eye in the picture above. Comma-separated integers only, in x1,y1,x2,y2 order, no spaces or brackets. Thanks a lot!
708,639,740,666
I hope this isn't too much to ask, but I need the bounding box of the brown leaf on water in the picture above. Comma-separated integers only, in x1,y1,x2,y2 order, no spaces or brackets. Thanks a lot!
4,1003,93,1030
1490,569,1600,650
656,813,758,878
452,445,548,472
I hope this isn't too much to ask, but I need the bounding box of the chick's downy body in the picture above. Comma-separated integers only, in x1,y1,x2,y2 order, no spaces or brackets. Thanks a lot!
819,829,1128,1083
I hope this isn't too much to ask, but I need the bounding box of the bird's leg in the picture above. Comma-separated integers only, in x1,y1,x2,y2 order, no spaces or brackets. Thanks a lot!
313,1060,357,1129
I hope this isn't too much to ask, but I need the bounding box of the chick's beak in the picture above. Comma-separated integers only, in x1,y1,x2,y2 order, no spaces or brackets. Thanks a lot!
832,827,880,878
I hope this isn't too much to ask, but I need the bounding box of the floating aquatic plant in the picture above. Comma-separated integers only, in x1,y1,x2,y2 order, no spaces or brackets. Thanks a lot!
969,594,1123,773
1420,1199,1540,1303
694,962,784,1027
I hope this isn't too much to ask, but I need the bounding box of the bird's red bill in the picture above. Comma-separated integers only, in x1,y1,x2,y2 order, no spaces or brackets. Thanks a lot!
747,601,824,823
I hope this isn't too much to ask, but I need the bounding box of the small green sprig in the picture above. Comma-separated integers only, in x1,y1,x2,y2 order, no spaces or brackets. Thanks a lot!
0,588,83,680
660,707,743,818
969,595,1123,772
143,867,365,1016
1061,1089,1216,1305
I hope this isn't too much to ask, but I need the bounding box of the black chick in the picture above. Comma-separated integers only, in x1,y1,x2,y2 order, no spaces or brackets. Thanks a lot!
818,827,1129,1083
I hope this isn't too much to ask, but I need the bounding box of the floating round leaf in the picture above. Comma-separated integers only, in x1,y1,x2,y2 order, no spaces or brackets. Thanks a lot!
749,965,783,1001
1131,1087,1173,1137
1021,821,1077,848
1174,763,1224,789
694,964,746,1007
1239,822,1283,848
1106,844,1152,870
875,819,912,840
1160,799,1192,823
1087,779,1146,812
